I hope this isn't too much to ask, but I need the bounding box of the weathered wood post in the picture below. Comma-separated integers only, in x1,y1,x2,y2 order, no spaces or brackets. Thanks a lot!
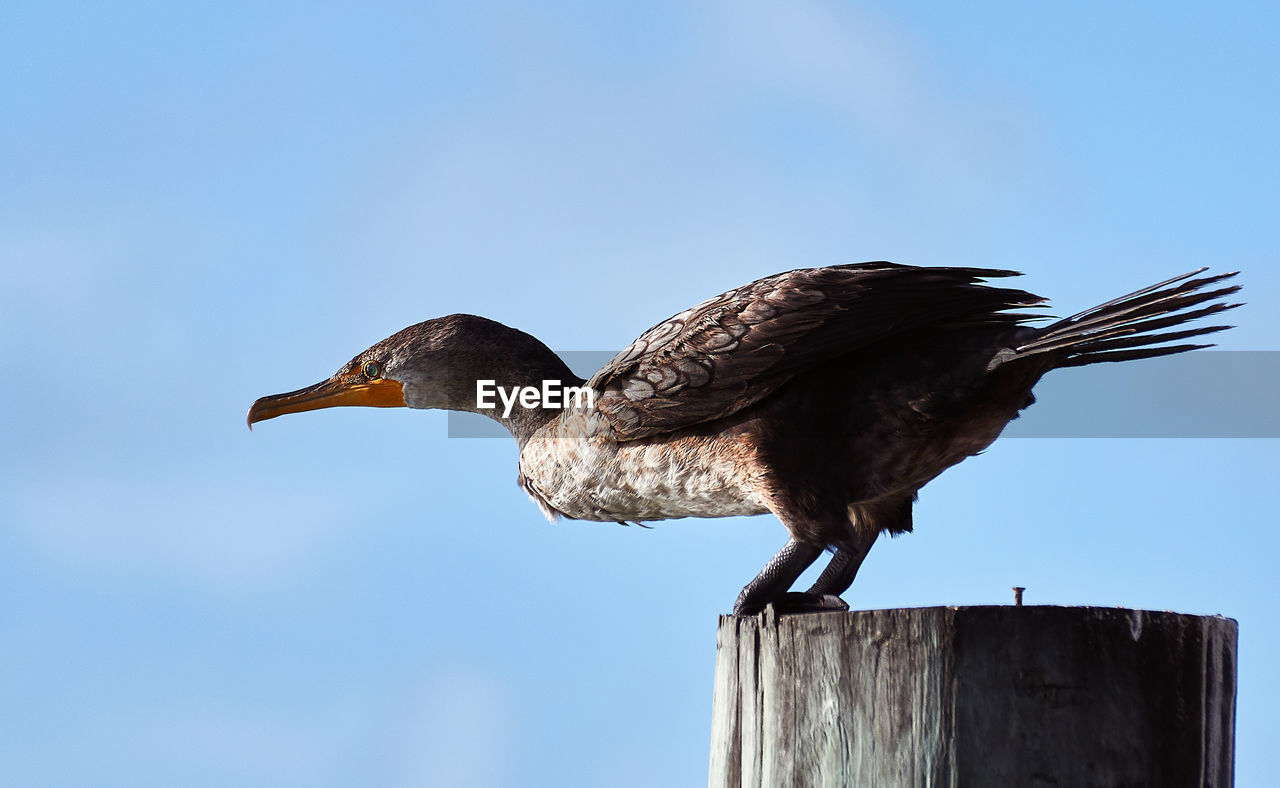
709,606,1236,787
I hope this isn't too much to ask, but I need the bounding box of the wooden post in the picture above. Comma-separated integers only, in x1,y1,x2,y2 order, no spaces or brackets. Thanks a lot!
709,606,1236,787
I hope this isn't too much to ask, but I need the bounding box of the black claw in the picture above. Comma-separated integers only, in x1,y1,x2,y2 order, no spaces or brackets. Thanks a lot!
732,594,764,617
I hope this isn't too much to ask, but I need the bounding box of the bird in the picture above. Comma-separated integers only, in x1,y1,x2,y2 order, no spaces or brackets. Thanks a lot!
247,263,1240,615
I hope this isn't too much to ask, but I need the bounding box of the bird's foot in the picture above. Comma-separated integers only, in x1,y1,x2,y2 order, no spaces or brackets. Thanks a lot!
733,592,849,617
773,592,849,614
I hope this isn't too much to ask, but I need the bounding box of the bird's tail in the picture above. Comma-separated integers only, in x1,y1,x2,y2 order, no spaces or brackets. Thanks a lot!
1014,268,1242,368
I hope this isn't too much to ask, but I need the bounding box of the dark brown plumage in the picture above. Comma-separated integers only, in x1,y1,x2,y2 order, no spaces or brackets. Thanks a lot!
591,263,1047,440
248,262,1241,615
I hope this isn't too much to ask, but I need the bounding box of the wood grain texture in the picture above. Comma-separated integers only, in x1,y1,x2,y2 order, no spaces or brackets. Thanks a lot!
708,606,1236,788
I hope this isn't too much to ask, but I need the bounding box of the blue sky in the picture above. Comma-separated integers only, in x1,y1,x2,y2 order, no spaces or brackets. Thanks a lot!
2,2,1277,786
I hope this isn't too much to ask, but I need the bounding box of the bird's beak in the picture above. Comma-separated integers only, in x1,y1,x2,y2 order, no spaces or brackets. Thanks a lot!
247,375,405,429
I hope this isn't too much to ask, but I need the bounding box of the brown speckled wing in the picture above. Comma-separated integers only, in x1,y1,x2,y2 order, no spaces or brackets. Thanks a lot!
588,262,1046,441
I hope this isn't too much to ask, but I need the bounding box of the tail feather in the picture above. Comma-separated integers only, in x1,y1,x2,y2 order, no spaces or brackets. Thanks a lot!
1023,272,1239,349
1088,300,1241,339
1046,267,1210,327
1056,343,1216,368
1014,325,1142,358
1014,269,1242,368
1064,324,1233,355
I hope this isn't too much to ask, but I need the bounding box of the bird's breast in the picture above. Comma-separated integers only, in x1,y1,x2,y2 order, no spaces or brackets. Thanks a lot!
518,412,770,522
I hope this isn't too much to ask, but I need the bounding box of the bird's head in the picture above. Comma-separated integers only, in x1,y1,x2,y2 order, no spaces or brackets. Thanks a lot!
247,314,575,433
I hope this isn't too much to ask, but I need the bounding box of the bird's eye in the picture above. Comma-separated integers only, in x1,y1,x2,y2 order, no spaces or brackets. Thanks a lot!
363,361,382,380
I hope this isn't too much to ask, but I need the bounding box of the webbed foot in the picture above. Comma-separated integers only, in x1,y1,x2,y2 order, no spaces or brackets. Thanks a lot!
772,591,849,614
733,591,849,616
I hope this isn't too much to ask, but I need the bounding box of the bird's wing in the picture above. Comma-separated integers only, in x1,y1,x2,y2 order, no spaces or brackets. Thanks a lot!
588,262,1046,441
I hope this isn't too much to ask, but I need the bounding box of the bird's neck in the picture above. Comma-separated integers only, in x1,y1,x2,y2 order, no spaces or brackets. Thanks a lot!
470,357,586,447
403,318,584,447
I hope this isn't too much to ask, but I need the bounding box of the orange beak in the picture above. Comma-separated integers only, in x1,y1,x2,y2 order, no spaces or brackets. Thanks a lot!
247,375,405,429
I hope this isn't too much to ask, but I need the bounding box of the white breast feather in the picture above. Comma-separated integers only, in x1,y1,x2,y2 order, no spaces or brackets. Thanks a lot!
518,411,768,522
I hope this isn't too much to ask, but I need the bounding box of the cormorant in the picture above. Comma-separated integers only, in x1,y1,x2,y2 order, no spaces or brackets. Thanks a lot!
248,263,1240,614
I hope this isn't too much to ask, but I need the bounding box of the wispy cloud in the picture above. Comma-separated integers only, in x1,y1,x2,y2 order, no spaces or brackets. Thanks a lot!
4,468,354,594
386,668,514,788
8,664,513,788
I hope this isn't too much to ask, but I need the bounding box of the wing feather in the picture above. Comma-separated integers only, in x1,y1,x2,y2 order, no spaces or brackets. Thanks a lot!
588,262,1045,440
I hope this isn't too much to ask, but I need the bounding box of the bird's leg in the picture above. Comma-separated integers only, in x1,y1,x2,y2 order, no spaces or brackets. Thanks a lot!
804,497,904,604
732,538,826,616
806,533,876,597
